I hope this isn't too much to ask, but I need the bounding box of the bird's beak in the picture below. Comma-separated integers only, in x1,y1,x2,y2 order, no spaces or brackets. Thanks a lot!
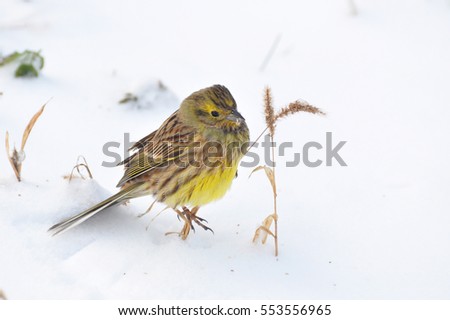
226,109,245,125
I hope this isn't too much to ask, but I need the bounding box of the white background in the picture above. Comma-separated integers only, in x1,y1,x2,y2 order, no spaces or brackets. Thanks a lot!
0,0,449,299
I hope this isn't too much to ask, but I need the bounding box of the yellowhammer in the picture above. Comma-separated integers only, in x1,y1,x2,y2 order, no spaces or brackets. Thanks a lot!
49,85,249,239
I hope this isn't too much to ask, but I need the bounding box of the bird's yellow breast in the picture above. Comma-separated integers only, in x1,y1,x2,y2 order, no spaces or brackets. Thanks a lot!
188,165,238,206
164,161,239,208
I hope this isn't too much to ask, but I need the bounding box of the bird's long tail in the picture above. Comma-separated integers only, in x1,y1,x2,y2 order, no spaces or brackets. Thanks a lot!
48,182,146,236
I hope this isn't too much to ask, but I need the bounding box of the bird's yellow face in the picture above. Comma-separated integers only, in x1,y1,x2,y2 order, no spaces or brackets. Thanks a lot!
180,85,247,133
194,100,246,130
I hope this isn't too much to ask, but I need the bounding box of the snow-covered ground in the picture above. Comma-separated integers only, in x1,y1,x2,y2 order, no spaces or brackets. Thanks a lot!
1,0,450,299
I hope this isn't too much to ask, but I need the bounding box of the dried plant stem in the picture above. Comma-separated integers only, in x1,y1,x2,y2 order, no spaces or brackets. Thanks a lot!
5,102,46,181
271,134,279,256
247,126,268,152
5,131,21,181
252,87,279,256
252,134,278,256
252,87,325,257
138,199,158,218
21,103,45,150
66,155,93,181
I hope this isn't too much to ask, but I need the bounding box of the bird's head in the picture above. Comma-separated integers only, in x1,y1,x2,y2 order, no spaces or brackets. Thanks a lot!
179,85,247,132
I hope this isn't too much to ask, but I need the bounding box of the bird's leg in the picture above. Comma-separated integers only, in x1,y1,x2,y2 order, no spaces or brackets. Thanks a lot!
179,206,193,240
166,208,191,240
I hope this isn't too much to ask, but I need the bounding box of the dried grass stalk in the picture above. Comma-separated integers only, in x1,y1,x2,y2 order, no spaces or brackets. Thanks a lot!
21,104,45,150
253,87,279,256
253,214,276,244
64,155,94,181
250,165,276,196
5,131,22,180
5,103,46,181
252,87,325,257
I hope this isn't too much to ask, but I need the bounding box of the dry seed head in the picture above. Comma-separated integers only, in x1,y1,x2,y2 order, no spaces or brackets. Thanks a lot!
275,100,325,122
264,87,276,136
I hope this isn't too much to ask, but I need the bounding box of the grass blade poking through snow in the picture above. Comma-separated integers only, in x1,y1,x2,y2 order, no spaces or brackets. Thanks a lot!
251,87,325,256
64,155,94,181
5,102,46,181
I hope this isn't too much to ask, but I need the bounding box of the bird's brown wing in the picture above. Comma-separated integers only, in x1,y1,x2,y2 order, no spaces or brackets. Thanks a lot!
116,111,195,188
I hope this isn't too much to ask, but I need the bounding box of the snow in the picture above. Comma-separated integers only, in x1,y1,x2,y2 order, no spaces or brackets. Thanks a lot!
1,0,450,299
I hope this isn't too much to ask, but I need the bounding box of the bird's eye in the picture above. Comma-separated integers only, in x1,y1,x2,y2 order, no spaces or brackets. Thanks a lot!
211,111,219,117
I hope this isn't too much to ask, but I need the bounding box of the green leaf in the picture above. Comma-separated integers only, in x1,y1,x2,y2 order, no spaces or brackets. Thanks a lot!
26,50,44,70
0,52,21,66
15,64,39,77
119,93,138,104
1,50,45,77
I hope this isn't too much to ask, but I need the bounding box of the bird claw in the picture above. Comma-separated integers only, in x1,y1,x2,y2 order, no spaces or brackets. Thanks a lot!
195,216,208,223
194,220,214,234
173,206,214,239
186,212,213,234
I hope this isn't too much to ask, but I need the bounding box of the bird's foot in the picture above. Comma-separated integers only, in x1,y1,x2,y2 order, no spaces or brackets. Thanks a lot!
183,206,214,234
166,206,213,240
180,206,214,239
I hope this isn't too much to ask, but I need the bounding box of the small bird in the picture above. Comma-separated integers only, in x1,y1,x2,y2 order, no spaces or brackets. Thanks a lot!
49,85,250,239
